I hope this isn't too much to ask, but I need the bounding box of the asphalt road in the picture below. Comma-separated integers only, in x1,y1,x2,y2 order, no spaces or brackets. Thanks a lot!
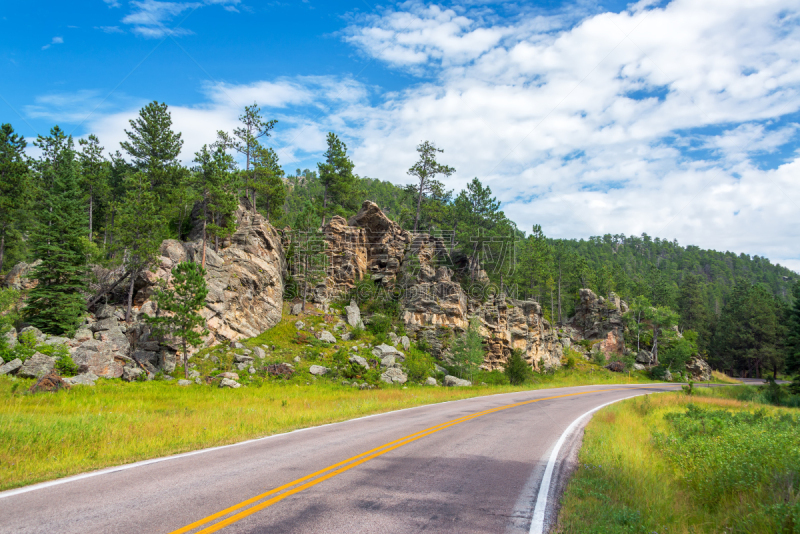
0,383,683,534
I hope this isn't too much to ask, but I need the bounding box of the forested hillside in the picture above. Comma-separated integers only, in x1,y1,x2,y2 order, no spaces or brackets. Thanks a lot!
1,100,798,379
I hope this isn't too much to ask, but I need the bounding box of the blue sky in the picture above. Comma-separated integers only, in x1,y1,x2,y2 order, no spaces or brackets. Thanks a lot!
2,0,799,272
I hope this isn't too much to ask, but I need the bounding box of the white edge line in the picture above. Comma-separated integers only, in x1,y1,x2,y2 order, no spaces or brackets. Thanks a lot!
529,392,649,534
0,384,660,501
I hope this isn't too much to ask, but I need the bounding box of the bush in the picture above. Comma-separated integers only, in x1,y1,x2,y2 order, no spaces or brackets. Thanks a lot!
504,349,532,385
366,313,392,339
649,365,670,381
475,369,510,386
591,349,606,366
349,326,364,341
404,346,434,382
55,353,79,377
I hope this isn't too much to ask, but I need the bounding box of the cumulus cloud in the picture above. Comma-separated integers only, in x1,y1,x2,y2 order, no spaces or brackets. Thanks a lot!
26,0,800,270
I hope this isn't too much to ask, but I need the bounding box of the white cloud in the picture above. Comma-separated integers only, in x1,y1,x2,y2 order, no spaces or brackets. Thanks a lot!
41,36,63,50
26,0,800,271
119,0,240,38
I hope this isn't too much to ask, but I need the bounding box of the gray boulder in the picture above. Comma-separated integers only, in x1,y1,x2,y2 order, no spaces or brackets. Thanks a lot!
122,367,145,382
686,357,712,381
17,352,56,379
345,300,364,328
234,353,255,364
72,341,125,378
635,350,654,365
291,302,303,315
425,377,438,386
177,379,192,386
3,330,17,348
372,344,404,362
0,358,23,375
443,375,471,387
188,370,201,379
380,355,395,368
91,317,119,333
231,342,245,349
219,378,241,388
349,355,369,368
73,328,93,342
319,330,336,343
295,321,305,330
19,326,45,343
400,336,410,351
380,367,408,384
309,365,329,376
252,346,266,359
218,372,239,380
63,372,98,387
434,363,447,374
95,304,115,320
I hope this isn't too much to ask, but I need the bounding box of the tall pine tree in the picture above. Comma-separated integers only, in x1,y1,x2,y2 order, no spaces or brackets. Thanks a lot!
317,132,355,226
0,124,28,273
25,128,87,336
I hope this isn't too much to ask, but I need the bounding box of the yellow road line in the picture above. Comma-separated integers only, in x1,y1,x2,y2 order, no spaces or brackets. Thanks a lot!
172,385,665,534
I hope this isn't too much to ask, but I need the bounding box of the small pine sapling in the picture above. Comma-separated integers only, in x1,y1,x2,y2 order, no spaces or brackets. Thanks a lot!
145,262,209,380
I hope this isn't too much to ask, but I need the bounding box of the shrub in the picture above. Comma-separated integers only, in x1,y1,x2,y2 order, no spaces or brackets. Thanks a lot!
403,347,434,382
366,313,392,339
591,349,606,366
649,365,670,381
504,349,532,385
349,326,364,341
55,353,79,377
476,369,510,386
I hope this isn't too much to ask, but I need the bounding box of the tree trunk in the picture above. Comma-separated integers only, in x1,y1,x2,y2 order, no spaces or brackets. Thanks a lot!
322,184,328,227
88,189,93,242
87,269,132,308
126,266,137,322
557,266,562,324
183,340,188,380
202,203,207,269
0,231,5,275
651,325,659,366
414,177,424,233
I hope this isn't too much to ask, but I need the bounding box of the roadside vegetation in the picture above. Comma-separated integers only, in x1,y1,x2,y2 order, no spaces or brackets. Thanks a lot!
0,302,669,492
556,384,800,534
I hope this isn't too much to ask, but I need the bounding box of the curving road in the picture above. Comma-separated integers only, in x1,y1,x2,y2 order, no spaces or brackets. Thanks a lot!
0,383,683,534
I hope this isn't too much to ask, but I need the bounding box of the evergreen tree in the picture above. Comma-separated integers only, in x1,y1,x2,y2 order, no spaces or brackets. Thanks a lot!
317,132,355,226
0,124,28,273
114,171,168,321
216,103,276,211
252,145,285,223
192,145,237,267
450,318,485,381
711,281,785,378
78,134,110,244
504,348,532,384
678,274,710,349
407,141,454,233
786,283,800,378
24,128,87,336
145,261,208,380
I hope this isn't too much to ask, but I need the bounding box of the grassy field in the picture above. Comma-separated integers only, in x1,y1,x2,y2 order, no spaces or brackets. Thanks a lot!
555,386,800,533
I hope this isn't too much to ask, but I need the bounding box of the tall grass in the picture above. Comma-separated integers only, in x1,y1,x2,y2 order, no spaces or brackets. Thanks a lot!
556,390,800,533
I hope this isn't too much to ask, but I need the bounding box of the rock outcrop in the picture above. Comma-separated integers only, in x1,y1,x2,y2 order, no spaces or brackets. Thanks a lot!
686,357,712,381
319,201,565,372
564,289,628,361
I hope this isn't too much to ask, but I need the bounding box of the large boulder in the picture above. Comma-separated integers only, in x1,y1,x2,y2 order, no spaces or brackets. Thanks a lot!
309,365,329,376
63,372,98,387
635,350,654,365
686,357,712,381
71,340,126,378
17,352,56,379
344,300,364,329
380,367,408,384
3,260,41,290
0,358,23,375
567,289,627,359
443,375,471,387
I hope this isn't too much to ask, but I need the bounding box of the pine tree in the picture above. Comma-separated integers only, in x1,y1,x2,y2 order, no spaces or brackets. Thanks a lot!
0,124,28,273
145,261,208,380
407,141,454,233
216,103,277,211
78,134,110,244
787,283,800,379
192,145,237,267
114,171,168,321
24,128,87,336
450,318,485,381
252,145,285,223
317,133,355,226
678,274,710,349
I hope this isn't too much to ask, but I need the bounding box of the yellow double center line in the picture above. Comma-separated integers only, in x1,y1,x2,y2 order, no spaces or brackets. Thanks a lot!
171,386,657,533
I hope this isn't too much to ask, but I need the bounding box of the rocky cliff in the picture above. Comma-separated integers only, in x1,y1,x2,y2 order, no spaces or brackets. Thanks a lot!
318,201,565,371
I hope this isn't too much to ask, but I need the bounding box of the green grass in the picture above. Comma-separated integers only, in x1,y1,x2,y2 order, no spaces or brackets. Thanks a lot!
0,305,663,491
556,389,800,534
